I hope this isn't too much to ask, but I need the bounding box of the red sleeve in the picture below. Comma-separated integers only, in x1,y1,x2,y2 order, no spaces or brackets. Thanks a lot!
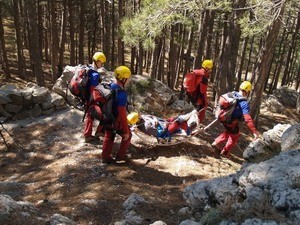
243,114,257,134
199,76,208,107
89,85,96,94
118,106,130,134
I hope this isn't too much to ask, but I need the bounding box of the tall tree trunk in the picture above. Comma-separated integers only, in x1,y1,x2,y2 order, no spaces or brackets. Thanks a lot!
12,0,26,79
205,10,215,59
158,37,165,82
0,1,10,79
19,0,28,49
130,46,136,74
25,0,45,86
78,0,85,63
195,11,207,68
250,0,286,122
281,9,300,86
0,17,10,79
137,41,143,75
44,4,50,62
168,24,177,88
50,0,59,83
111,0,115,67
149,39,160,79
236,37,248,91
179,26,193,99
102,0,111,68
68,0,75,65
38,3,44,60
59,0,67,72
117,0,124,65
175,24,186,91
245,36,255,80
217,13,230,95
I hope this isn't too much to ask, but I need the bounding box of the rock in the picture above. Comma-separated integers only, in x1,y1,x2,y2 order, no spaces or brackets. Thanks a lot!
179,220,202,225
281,123,300,151
150,220,168,225
184,150,300,225
0,90,11,104
123,193,146,212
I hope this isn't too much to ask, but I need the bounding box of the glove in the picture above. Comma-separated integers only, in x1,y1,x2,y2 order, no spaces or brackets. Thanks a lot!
253,132,261,140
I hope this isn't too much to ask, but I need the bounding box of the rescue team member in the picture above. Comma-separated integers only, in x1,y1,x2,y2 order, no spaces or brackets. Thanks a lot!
101,66,132,163
185,59,213,123
83,52,107,143
212,81,261,157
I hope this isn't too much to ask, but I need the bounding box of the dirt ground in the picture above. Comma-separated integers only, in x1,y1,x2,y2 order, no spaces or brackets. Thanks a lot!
1,69,299,225
0,100,298,225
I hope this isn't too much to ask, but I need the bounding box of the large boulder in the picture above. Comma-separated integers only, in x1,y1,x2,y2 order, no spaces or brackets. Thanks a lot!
281,123,300,151
243,124,291,163
183,150,300,225
52,70,193,115
129,75,193,115
0,194,75,224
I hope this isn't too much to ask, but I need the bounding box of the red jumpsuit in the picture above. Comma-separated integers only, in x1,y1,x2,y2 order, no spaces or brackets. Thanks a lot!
186,68,210,123
101,83,131,162
83,69,103,138
214,92,258,156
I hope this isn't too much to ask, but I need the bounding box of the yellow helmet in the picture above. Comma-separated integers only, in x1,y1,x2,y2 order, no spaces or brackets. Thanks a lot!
114,66,131,80
127,112,139,125
240,81,252,93
202,59,213,70
93,52,106,63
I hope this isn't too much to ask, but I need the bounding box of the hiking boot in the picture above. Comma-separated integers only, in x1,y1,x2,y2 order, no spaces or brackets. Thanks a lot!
101,157,115,164
84,135,98,143
211,141,221,152
115,155,131,162
220,150,229,158
95,131,105,138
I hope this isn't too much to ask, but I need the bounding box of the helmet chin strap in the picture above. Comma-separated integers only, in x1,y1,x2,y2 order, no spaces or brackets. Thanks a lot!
117,78,128,89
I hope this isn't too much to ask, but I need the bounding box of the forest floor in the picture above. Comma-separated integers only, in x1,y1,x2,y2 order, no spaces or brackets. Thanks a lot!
1,74,299,225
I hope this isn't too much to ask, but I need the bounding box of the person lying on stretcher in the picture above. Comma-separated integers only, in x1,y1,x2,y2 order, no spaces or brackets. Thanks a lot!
127,111,198,141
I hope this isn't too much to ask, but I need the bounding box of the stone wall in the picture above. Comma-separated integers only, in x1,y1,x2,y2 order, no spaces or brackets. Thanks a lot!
0,83,66,121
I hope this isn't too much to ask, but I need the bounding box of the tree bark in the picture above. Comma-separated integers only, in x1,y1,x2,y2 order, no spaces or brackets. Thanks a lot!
0,1,10,79
68,0,75,65
50,0,59,83
25,0,45,86
236,38,248,91
168,24,177,88
59,0,67,71
117,0,124,65
250,0,286,122
12,0,26,79
78,0,85,63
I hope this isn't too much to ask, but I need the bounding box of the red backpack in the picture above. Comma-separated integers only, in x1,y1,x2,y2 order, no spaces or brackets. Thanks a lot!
68,65,90,101
183,69,203,93
89,83,119,126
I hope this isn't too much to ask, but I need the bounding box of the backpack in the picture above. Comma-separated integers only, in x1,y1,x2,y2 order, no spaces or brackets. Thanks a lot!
183,69,203,93
214,92,246,122
90,83,118,126
68,65,90,102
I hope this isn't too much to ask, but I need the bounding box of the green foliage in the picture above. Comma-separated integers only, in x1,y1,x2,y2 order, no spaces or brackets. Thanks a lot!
200,208,223,225
238,0,286,38
121,0,198,50
120,0,237,50
128,78,155,96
